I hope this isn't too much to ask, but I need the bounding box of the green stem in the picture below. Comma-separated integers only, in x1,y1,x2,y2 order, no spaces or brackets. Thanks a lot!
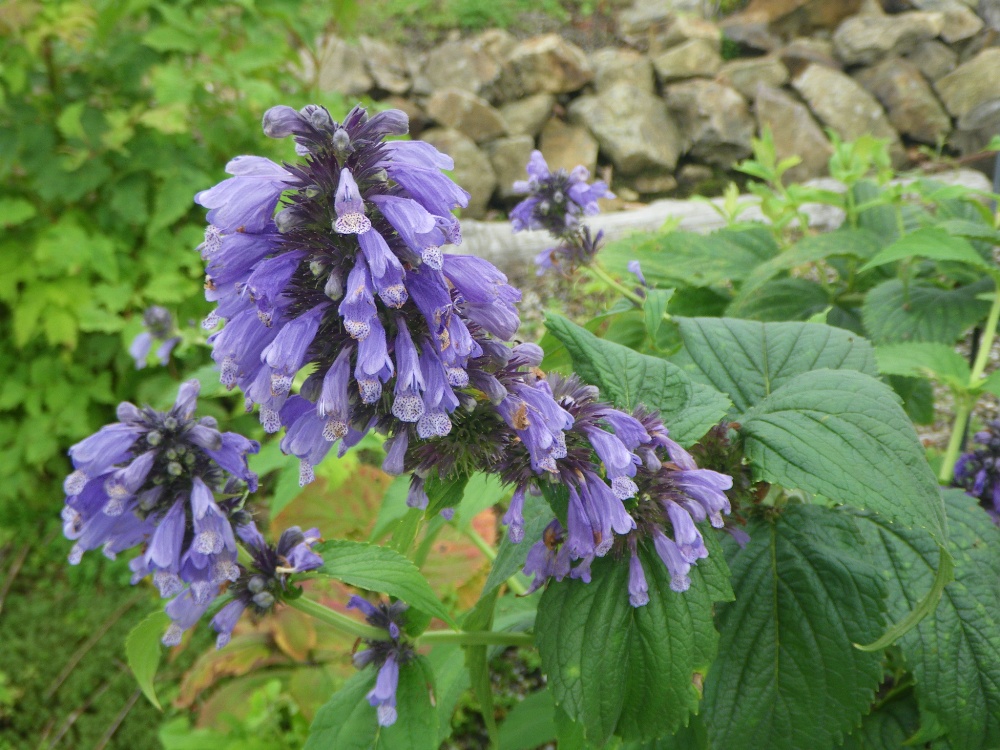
970,284,1000,383
289,597,534,647
588,263,645,306
462,527,529,596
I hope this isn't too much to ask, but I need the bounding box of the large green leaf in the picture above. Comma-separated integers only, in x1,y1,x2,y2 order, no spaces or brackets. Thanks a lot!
306,657,439,750
874,342,971,389
854,491,1000,749
536,541,732,745
545,313,730,446
862,278,992,345
839,693,921,750
703,505,886,750
740,369,945,540
859,227,993,274
316,540,455,626
727,277,832,322
603,226,777,288
672,318,877,414
126,610,170,710
498,688,558,750
735,228,882,300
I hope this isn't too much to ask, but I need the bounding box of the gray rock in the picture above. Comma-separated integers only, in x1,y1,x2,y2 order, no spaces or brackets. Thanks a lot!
620,0,713,44
666,79,755,167
832,11,944,65
569,83,683,174
301,36,372,96
753,84,833,182
721,0,863,50
855,57,951,144
500,34,593,99
539,118,599,175
652,38,722,83
907,0,984,40
779,37,841,77
421,39,504,99
717,55,789,100
631,170,679,194
935,47,1000,118
904,39,958,80
953,98,1000,153
500,94,555,137
676,163,715,190
420,128,497,219
590,48,655,93
792,64,902,153
982,0,1000,31
486,136,536,199
359,37,409,94
655,15,721,51
425,89,508,143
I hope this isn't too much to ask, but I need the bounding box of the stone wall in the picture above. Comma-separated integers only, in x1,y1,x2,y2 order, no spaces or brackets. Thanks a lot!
301,0,1000,217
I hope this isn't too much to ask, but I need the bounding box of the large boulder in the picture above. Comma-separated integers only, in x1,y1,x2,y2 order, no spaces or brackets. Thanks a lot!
666,79,755,166
359,37,410,94
832,11,944,66
419,128,497,218
906,0,984,41
499,94,555,138
717,55,789,99
855,57,951,144
905,39,958,80
425,89,508,143
792,64,902,156
419,35,508,99
619,0,714,46
779,36,841,75
655,14,722,51
301,36,372,96
721,0,864,50
486,136,536,199
539,119,600,175
590,48,655,93
754,84,833,182
498,34,593,100
652,38,722,83
934,47,1000,119
569,83,683,174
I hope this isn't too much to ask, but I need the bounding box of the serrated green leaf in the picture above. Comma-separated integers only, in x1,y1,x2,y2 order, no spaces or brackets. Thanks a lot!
854,491,1000,749
839,693,921,750
498,688,557,750
703,505,885,750
672,317,877,414
316,540,456,627
727,277,832,322
306,671,376,750
736,228,882,301
644,288,674,343
938,218,1000,245
875,342,971,389
862,278,992,345
537,544,731,745
426,645,469,744
126,610,170,710
545,313,730,446
860,228,993,273
424,472,469,517
603,227,777,289
0,197,36,227
740,369,946,540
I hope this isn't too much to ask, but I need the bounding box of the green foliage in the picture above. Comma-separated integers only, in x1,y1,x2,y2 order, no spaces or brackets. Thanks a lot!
535,544,732,745
125,610,171,710
703,505,886,750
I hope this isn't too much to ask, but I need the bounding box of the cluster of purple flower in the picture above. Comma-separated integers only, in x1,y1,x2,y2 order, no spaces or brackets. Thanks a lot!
954,419,1000,522
509,150,614,274
348,597,414,727
61,380,322,646
197,103,521,486
499,375,735,601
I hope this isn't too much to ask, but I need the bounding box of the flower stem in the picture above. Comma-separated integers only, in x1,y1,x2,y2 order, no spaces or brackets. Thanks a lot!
588,263,645,306
940,283,1000,484
289,596,535,647
288,596,388,641
461,527,529,596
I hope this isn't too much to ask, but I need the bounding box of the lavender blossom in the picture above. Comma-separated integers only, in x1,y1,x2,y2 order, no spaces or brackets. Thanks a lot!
62,381,259,607
510,150,613,274
206,524,324,648
129,306,181,369
954,419,1000,522
197,104,523,483
348,596,414,727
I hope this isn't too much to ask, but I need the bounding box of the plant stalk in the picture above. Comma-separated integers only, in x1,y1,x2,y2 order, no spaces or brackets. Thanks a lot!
588,263,645,306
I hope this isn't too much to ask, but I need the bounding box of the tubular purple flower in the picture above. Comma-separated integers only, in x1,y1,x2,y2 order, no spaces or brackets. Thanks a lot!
628,543,650,607
194,156,292,234
502,485,527,543
334,168,372,235
652,528,692,593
